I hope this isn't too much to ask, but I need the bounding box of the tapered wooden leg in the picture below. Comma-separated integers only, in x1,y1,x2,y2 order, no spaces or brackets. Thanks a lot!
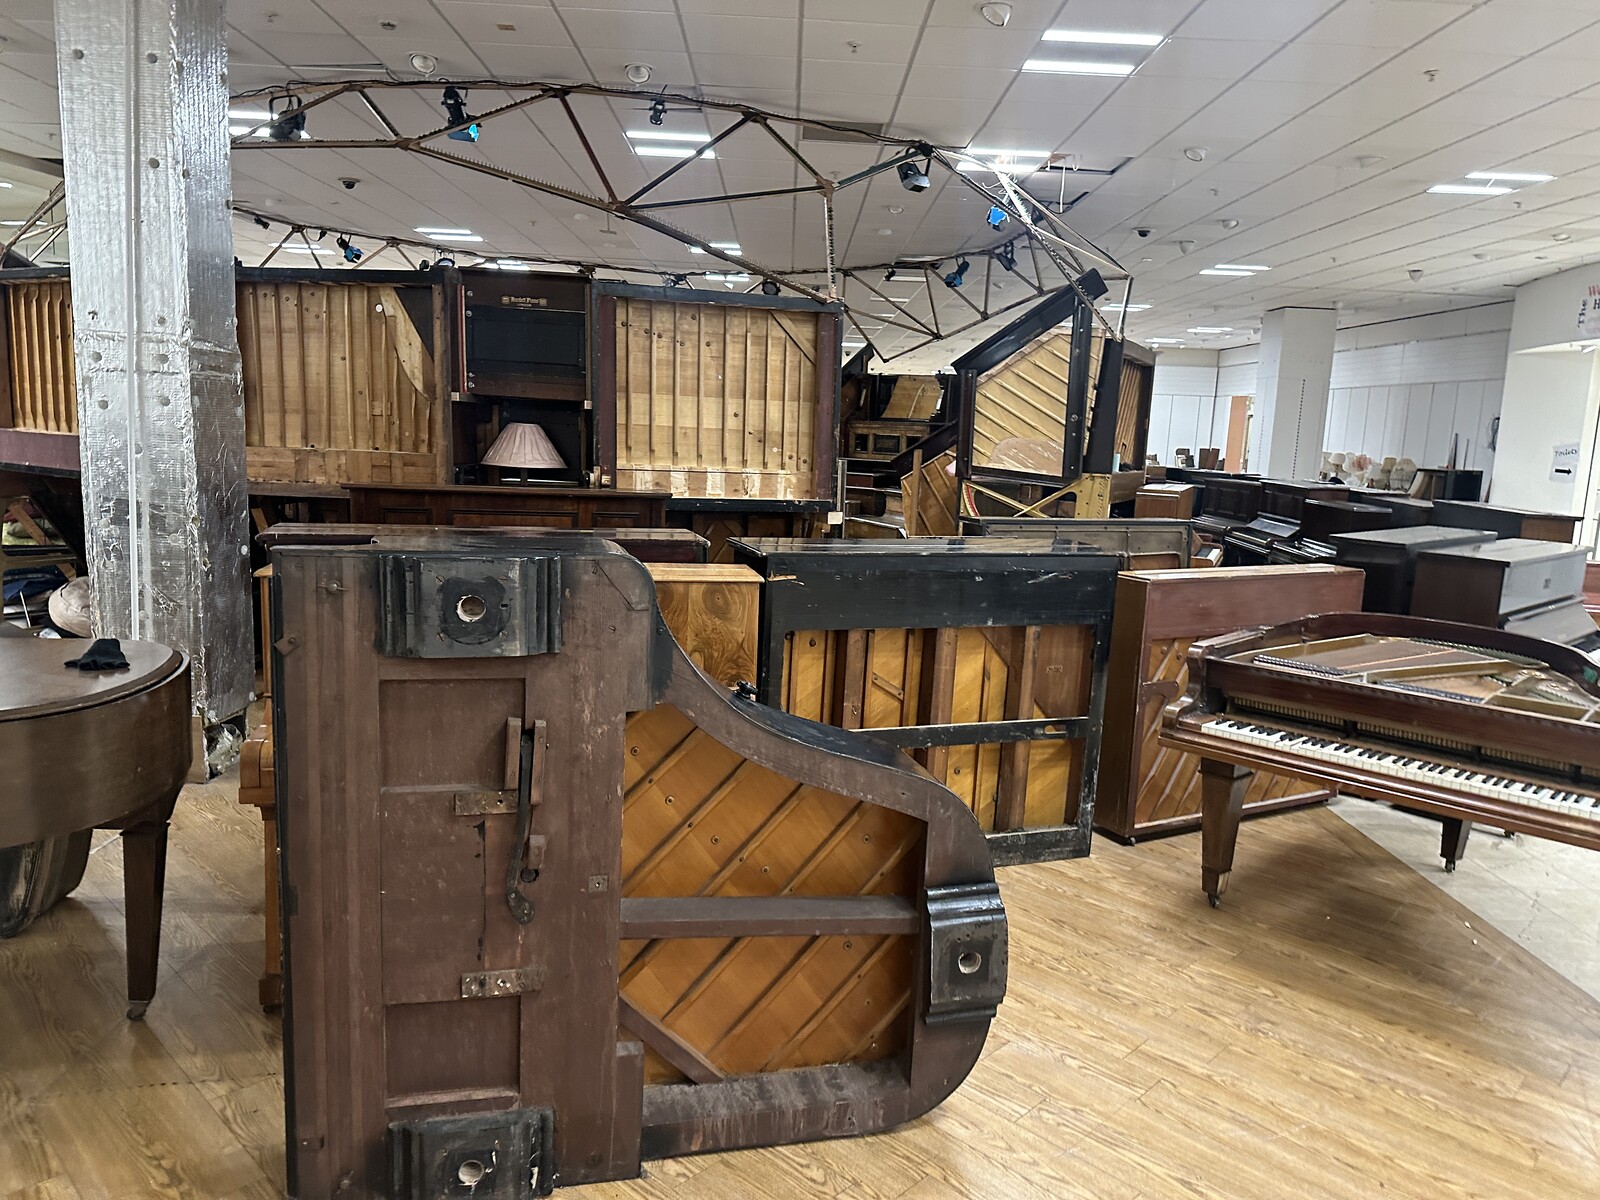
1200,758,1252,908
121,817,171,1020
1440,817,1472,873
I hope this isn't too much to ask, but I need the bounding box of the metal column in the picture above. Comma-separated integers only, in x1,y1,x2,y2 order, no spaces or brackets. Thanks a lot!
53,0,251,722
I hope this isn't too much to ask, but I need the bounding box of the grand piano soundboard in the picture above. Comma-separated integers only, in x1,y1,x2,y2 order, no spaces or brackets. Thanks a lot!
1161,613,1600,906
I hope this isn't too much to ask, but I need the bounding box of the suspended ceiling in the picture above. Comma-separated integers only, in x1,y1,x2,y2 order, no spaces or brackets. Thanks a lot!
3,0,1600,360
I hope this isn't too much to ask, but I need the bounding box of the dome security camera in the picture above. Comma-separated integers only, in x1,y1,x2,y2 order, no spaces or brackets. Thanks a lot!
1135,227,1152,238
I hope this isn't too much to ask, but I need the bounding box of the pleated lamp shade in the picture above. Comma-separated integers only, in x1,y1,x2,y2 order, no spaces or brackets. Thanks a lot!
482,422,565,470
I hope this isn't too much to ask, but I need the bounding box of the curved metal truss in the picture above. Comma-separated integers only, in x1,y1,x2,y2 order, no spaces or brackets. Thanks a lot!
2,80,1136,364
227,78,1134,361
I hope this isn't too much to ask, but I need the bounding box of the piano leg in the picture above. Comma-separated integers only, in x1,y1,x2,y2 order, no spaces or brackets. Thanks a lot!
1200,759,1253,907
120,815,171,1020
1440,818,1473,873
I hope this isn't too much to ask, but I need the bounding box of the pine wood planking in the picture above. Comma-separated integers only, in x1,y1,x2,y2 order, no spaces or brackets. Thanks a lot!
612,297,820,499
4,281,76,434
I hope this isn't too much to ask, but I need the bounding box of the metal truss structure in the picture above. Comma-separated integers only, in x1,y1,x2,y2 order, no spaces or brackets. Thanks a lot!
4,79,1136,364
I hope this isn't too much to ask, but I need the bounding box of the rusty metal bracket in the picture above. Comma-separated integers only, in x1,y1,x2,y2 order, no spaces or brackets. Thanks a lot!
925,882,1008,1024
461,966,548,999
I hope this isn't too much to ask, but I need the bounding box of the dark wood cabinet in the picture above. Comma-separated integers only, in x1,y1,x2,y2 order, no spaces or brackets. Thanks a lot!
345,482,669,530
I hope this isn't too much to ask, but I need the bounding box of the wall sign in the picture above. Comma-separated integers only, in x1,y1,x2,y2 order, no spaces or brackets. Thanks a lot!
1579,285,1600,338
1550,441,1581,485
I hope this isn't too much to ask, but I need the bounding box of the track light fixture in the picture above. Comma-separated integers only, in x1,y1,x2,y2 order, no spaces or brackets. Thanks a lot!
986,205,1008,231
649,99,668,127
336,235,362,263
898,159,931,193
943,258,970,289
267,97,306,143
418,259,433,271
441,87,480,142
665,273,689,287
252,215,270,230
436,256,456,268
996,241,1016,272
760,279,781,296
884,267,897,281
1074,268,1108,300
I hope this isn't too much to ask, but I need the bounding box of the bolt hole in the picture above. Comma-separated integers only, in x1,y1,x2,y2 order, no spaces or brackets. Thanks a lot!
457,1159,488,1185
957,950,982,975
456,593,487,623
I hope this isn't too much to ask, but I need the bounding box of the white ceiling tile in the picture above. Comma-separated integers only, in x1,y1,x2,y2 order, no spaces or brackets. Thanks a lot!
556,8,686,51
1136,38,1281,81
1178,0,1343,42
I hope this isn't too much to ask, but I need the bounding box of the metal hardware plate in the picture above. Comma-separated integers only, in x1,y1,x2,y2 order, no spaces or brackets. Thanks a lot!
391,1107,555,1198
461,966,548,999
377,552,562,659
926,882,1008,1024
454,790,516,816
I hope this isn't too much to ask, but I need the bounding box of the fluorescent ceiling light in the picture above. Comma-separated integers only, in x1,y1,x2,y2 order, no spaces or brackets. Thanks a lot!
625,129,711,143
1041,30,1164,47
431,234,484,243
705,273,749,282
1466,171,1555,183
228,108,271,120
710,242,741,251
1101,302,1151,311
1200,268,1254,277
1188,327,1233,334
1428,184,1512,196
1213,264,1268,272
278,246,322,254
633,145,716,159
1022,59,1136,76
416,226,474,236
0,182,13,189
1148,337,1185,344
966,147,1049,159
494,259,531,270
0,219,25,226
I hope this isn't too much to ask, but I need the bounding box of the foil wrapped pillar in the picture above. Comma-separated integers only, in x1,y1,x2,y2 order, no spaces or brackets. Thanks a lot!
53,0,251,722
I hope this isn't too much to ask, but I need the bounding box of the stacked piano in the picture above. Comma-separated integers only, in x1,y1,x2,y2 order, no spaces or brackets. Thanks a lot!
1161,613,1600,906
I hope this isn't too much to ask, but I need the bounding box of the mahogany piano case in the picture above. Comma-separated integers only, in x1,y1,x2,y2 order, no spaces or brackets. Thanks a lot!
270,530,1005,1196
1095,565,1367,841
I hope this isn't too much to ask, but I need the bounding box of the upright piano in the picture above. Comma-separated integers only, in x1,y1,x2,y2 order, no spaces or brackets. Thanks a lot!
1161,614,1600,906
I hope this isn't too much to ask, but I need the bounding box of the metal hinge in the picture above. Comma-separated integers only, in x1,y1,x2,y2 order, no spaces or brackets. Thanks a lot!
925,882,1008,1024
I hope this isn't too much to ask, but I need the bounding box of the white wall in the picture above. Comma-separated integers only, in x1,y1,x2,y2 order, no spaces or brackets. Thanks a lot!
1146,349,1224,465
1495,265,1600,532
1322,304,1510,480
1217,346,1258,400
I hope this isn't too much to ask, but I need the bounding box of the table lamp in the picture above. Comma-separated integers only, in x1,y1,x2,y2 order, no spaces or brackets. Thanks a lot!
482,422,565,484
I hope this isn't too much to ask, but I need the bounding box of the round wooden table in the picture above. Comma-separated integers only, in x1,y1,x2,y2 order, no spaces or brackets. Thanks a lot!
0,638,190,1017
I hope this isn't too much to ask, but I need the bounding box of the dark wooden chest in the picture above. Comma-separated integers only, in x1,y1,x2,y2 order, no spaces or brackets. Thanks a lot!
1330,526,1498,614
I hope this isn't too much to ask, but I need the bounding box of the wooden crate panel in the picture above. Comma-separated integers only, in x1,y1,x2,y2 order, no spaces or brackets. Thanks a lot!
781,623,1092,835
5,280,77,434
620,704,919,1081
237,281,438,482
881,375,941,420
613,298,819,499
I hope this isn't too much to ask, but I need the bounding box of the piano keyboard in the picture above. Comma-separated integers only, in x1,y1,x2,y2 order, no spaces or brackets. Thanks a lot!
1201,717,1600,821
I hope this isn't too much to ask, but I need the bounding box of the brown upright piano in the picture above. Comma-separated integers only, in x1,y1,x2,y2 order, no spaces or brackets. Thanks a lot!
1162,614,1600,906
271,530,1006,1196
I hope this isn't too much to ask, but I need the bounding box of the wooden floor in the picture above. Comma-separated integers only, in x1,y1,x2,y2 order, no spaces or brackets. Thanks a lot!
3,777,1599,1200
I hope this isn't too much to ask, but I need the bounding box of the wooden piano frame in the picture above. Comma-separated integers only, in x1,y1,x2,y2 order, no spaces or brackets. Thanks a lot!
1162,613,1600,907
270,531,1006,1196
